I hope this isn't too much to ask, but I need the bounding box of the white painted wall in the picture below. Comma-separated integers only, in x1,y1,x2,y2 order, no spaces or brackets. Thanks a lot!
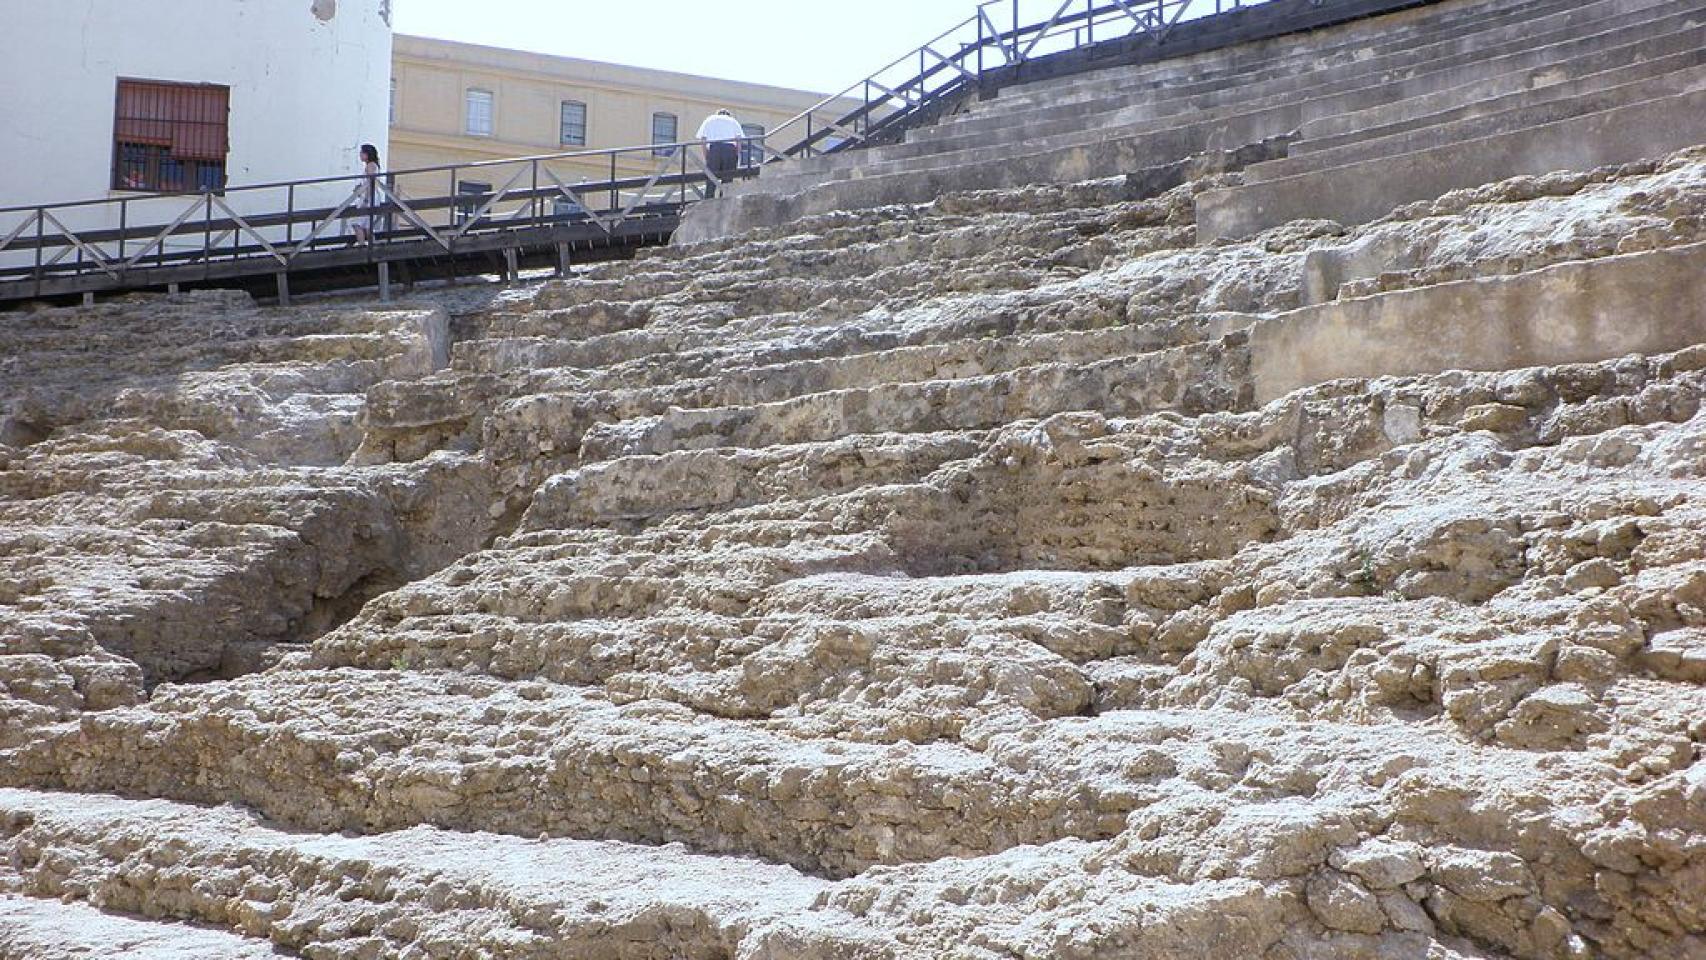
0,0,392,248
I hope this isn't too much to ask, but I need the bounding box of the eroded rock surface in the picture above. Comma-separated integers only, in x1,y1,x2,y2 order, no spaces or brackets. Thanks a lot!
1,127,1703,960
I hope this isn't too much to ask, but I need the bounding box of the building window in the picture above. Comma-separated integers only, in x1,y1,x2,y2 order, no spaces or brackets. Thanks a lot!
651,112,677,157
465,88,494,137
741,123,766,167
560,100,587,147
111,79,229,193
389,78,397,124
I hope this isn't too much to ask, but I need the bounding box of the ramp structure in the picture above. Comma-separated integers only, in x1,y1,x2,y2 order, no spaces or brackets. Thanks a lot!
2,0,1705,958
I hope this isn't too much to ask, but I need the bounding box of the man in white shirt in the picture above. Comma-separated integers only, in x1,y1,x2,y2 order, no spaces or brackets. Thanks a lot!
696,109,745,198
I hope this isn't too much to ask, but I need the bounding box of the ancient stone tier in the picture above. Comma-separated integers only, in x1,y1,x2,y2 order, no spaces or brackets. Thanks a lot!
2,0,1704,956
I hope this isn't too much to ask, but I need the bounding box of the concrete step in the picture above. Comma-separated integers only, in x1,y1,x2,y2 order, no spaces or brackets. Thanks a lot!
860,10,1706,176
970,0,1679,120
1291,29,1706,153
982,0,1585,109
743,0,1704,209
928,0,1700,152
1250,240,1706,403
1196,86,1706,241
1248,60,1706,183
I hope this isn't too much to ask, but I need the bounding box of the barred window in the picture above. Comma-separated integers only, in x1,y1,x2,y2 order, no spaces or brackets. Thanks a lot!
465,88,494,137
111,79,229,193
651,112,678,157
560,100,587,147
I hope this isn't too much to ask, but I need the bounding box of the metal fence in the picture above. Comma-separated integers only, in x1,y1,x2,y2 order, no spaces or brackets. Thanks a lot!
0,136,770,298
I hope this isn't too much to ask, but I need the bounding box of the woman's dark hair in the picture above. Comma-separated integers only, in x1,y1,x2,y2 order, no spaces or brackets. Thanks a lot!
360,143,381,166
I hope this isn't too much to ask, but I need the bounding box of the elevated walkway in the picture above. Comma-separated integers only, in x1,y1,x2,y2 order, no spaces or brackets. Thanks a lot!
0,140,762,308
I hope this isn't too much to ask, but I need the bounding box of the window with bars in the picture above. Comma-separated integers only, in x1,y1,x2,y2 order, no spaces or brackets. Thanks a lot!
465,88,494,136
741,123,766,167
651,112,678,157
560,100,587,147
111,79,229,194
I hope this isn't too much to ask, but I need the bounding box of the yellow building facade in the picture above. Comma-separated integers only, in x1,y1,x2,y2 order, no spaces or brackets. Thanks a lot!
388,34,842,201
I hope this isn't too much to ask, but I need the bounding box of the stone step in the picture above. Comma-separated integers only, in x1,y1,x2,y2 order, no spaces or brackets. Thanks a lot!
978,0,1591,109
677,134,1274,245
1291,32,1706,156
520,179,1166,313
573,339,1250,464
845,8,1706,180
968,0,1680,122
0,895,287,960
479,317,1245,472
824,0,1704,188
0,788,827,960
914,0,1684,153
1,670,1138,879
685,1,1701,241
1252,240,1706,403
1196,86,1706,241
1248,60,1706,183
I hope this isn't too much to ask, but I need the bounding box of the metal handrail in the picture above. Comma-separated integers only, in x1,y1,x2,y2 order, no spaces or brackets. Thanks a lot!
767,0,1276,158
0,136,769,217
0,136,772,297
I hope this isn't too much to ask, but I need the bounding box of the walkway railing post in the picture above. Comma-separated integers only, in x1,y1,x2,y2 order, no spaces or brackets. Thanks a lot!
203,192,213,274
117,199,127,270
286,184,295,246
33,209,43,296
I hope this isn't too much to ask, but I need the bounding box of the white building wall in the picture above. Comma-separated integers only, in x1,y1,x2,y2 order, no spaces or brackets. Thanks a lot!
0,0,392,251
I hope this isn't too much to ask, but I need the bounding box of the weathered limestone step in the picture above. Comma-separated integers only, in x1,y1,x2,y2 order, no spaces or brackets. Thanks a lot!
679,133,1274,247
574,339,1250,463
316,606,1103,740
0,788,827,960
0,895,287,960
518,431,987,529
0,473,409,687
2,671,1134,878
512,187,1168,320
481,317,1244,471
1198,87,1706,242
688,1,1701,242
1251,239,1706,403
1248,63,1706,184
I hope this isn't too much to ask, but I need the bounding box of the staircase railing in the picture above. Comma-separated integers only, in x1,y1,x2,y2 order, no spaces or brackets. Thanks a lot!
766,0,1281,160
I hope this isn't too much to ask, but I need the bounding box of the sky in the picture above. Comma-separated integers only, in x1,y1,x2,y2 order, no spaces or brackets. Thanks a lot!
393,0,985,95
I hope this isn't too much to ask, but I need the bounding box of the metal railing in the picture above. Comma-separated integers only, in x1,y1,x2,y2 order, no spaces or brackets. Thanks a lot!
0,136,770,296
768,0,1279,158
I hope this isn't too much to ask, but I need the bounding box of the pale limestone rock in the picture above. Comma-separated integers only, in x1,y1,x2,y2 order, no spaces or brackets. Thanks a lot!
0,134,1704,960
